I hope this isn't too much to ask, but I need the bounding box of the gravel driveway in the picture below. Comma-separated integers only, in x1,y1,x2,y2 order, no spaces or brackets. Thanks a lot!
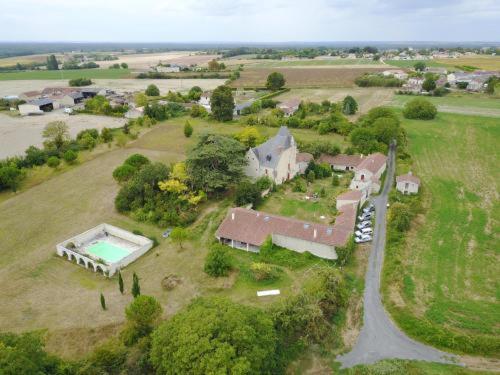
337,143,459,368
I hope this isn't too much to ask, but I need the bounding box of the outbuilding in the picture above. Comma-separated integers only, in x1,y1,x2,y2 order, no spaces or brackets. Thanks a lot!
396,171,420,194
18,98,54,116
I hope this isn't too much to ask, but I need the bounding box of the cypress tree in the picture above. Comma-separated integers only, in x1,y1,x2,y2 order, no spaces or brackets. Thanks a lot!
118,271,124,294
132,272,141,298
100,293,106,310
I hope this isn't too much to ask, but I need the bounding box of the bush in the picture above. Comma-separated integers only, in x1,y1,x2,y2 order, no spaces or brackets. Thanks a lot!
124,154,150,169
77,132,98,150
101,127,113,143
62,150,78,164
69,77,92,87
113,164,137,182
189,104,207,118
183,121,193,138
145,84,160,96
47,156,60,168
0,165,24,192
250,262,281,281
403,98,437,120
204,244,232,277
234,181,262,207
293,179,307,193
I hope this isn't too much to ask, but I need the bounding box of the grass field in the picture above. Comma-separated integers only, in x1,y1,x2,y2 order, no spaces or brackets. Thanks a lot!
340,359,491,374
231,67,387,88
391,93,500,110
0,68,132,80
248,58,382,68
436,56,500,71
384,60,448,68
0,117,344,359
383,112,500,357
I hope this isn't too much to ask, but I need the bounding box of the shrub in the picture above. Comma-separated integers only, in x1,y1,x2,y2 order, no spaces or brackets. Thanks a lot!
332,174,340,186
62,150,78,164
145,84,160,96
306,170,315,183
189,104,207,118
204,244,232,277
124,154,150,169
234,181,262,207
101,127,113,143
250,262,280,281
47,156,60,168
121,295,163,346
293,179,307,193
69,77,92,87
403,98,437,120
78,132,98,150
113,164,136,182
183,121,193,138
389,202,412,232
0,165,24,192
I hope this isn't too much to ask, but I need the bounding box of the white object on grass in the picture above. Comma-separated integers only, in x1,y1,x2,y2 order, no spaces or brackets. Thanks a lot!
257,290,280,297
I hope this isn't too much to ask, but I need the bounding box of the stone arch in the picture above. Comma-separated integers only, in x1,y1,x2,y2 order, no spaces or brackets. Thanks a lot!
96,265,105,275
67,252,73,261
61,250,68,259
78,257,87,268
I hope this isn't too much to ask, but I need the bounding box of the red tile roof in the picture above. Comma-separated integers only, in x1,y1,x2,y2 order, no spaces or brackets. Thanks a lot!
396,172,420,185
337,190,363,202
357,153,387,174
216,207,353,248
296,152,313,163
318,154,363,167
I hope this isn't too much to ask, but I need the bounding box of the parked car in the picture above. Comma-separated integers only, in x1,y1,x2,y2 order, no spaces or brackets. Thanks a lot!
361,227,373,235
355,234,372,243
355,230,363,237
358,213,373,221
363,205,375,214
357,221,371,229
162,228,173,238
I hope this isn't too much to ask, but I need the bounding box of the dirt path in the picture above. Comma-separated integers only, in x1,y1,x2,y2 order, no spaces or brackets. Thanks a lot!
337,143,459,368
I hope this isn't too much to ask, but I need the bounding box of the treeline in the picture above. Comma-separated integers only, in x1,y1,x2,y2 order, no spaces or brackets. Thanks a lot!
355,73,404,87
137,71,231,79
0,122,114,192
0,266,349,374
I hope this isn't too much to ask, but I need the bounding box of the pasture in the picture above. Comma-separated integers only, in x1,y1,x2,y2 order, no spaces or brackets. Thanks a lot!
231,67,387,88
383,112,500,356
436,55,500,71
0,117,344,358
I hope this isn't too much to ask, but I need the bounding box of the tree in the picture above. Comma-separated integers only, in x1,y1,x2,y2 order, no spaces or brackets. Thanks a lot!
204,244,232,277
332,174,340,186
389,202,412,231
187,86,203,101
145,84,160,97
170,227,188,249
24,146,47,166
342,95,358,115
234,181,262,207
62,150,78,164
234,126,263,148
131,272,141,298
100,293,106,310
307,170,315,183
183,120,193,138
210,85,234,121
266,72,286,91
117,272,124,294
124,153,150,169
47,156,60,169
69,77,92,87
121,62,128,69
186,134,247,194
46,54,59,70
134,92,148,107
101,127,113,143
112,164,136,182
414,61,426,72
422,78,436,92
208,59,223,71
42,121,69,150
372,116,401,145
403,98,437,120
0,166,24,192
150,297,278,374
121,295,163,346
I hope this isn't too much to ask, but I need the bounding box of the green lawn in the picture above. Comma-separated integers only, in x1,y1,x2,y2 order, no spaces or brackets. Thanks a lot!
341,359,490,374
0,68,131,80
384,59,448,69
391,93,500,110
250,58,382,68
383,112,500,356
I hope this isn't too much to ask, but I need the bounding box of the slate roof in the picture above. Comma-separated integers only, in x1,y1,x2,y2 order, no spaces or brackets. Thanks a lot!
216,207,352,247
250,126,294,169
29,98,54,106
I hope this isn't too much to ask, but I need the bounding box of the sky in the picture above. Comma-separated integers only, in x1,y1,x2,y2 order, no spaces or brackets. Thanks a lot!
1,0,500,42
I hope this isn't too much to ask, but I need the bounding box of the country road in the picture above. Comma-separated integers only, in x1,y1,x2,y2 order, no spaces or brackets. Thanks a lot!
337,143,458,368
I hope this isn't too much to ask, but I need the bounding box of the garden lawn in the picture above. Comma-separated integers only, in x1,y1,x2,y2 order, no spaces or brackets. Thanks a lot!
392,93,500,111
0,68,131,80
383,112,500,357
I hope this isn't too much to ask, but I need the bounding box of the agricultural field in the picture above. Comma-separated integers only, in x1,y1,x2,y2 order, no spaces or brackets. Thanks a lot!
231,67,387,88
384,59,448,68
436,55,500,71
383,112,500,357
247,58,382,68
0,53,50,67
0,117,345,359
0,68,132,80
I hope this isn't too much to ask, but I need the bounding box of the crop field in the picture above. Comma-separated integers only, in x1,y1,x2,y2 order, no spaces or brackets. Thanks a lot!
0,54,50,67
383,112,500,357
436,56,500,71
0,117,343,358
384,60,448,68
231,67,387,88
0,68,132,80
247,58,382,68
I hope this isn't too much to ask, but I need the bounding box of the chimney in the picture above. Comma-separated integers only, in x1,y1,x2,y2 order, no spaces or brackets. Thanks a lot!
231,212,235,220
313,229,317,239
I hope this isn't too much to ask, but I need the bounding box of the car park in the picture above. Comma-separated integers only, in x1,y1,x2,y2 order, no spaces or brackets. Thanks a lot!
361,227,373,235
357,221,371,229
355,234,372,243
358,213,373,221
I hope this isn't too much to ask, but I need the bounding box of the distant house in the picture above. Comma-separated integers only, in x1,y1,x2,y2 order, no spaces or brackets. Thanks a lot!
198,91,212,111
18,98,54,116
156,65,180,73
277,98,301,117
396,172,420,194
245,126,298,185
402,78,424,93
296,152,313,174
125,106,144,119
80,88,100,98
425,67,448,75
319,154,363,171
349,152,387,196
336,189,365,210
19,90,42,101
382,70,408,80
53,92,84,108
233,101,253,116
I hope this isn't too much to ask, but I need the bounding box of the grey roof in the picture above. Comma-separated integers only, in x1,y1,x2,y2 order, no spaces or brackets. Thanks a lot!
235,102,253,111
29,98,53,106
251,126,294,168
69,92,84,99
80,87,100,93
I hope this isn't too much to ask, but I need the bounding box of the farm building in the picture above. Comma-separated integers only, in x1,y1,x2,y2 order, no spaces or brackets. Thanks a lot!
56,223,153,277
396,172,420,194
18,98,54,116
234,101,253,116
319,153,363,171
19,90,42,101
296,152,314,174
336,189,365,210
245,126,299,185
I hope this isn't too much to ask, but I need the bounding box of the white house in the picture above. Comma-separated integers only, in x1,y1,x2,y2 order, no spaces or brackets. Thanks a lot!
349,152,387,195
277,98,301,117
382,70,408,80
396,172,420,194
198,91,212,112
319,154,363,171
245,126,299,185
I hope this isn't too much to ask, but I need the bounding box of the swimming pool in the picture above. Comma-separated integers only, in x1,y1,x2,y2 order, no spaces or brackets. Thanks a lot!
87,241,130,263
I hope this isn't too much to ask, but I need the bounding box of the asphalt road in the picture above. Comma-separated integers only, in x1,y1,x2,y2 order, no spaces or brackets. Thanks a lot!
337,143,458,368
